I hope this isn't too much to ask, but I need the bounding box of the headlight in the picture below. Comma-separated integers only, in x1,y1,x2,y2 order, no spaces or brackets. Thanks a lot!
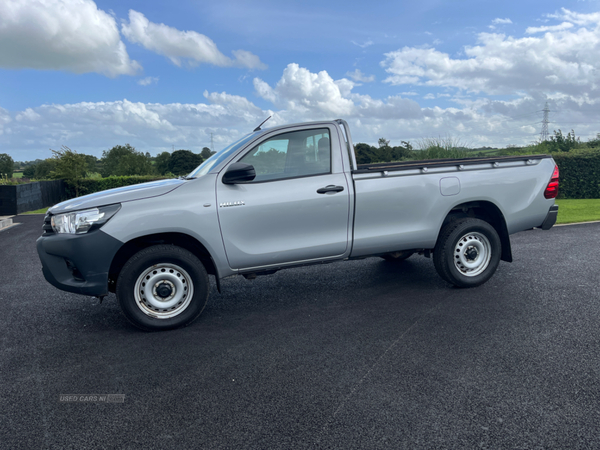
51,204,121,235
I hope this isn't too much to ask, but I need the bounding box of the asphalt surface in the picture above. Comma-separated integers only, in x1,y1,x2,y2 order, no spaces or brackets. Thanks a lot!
1,215,599,449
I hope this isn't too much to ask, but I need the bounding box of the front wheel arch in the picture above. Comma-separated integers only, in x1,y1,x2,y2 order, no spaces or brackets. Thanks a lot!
108,232,218,293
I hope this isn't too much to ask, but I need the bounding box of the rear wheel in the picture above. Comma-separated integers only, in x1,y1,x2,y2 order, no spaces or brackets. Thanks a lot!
433,218,501,288
117,245,209,331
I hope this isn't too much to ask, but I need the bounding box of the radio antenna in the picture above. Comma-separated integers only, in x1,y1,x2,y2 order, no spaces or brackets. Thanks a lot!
253,116,272,132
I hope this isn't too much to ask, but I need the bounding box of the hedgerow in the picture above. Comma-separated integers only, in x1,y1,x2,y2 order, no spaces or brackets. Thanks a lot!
553,150,600,199
64,175,169,198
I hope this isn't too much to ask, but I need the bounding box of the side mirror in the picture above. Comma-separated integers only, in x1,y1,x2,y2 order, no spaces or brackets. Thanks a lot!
222,162,256,184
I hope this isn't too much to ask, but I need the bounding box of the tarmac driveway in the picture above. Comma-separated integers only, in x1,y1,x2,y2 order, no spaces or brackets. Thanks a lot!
1,215,599,449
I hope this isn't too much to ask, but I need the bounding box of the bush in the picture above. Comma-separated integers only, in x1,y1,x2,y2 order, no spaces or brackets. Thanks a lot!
64,175,169,198
101,144,154,177
0,153,14,178
553,150,600,199
168,150,203,176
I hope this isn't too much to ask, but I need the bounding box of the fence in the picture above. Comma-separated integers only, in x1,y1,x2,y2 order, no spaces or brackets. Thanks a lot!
0,180,66,215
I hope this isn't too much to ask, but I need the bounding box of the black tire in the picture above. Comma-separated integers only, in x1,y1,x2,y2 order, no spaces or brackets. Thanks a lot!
116,245,209,331
433,218,501,288
380,250,415,262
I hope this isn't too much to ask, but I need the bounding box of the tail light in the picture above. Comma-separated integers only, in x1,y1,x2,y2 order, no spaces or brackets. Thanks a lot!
544,165,559,199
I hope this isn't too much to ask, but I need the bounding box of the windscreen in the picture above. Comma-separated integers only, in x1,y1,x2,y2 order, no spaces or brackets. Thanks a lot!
187,133,256,178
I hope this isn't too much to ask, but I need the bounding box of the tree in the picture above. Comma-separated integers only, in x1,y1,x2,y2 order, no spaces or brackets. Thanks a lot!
23,165,36,178
0,153,14,178
168,150,203,176
155,151,171,175
82,154,99,175
23,159,57,179
586,133,600,148
354,143,377,164
200,147,215,160
50,146,88,196
548,129,580,152
378,137,390,148
101,144,154,177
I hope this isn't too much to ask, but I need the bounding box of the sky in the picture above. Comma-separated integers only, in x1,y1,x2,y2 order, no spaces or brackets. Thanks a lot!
2,0,600,161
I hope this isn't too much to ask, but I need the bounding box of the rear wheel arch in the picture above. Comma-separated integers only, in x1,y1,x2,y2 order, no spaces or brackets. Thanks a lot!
108,232,218,293
439,201,512,263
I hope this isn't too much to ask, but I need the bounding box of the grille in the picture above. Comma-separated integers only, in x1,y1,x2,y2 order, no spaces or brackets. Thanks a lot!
42,214,54,236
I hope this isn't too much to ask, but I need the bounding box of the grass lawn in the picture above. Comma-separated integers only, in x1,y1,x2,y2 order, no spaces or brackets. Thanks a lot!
556,199,600,224
21,207,48,214
13,172,24,178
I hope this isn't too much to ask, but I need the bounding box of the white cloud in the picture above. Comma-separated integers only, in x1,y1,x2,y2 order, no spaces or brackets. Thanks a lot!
0,0,140,77
492,18,513,25
5,63,600,160
548,8,600,25
121,10,266,70
15,108,41,121
0,95,274,159
351,40,374,49
526,22,574,34
382,13,600,100
138,77,159,86
0,107,11,136
253,63,355,117
423,93,435,100
346,69,375,83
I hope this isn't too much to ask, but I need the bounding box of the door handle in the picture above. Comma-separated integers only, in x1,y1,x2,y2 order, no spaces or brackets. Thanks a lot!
317,185,345,194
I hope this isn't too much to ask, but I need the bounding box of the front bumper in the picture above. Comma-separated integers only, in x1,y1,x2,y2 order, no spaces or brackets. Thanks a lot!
36,230,123,296
540,205,559,230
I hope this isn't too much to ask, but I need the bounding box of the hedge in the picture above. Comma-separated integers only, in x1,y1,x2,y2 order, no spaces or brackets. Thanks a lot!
65,175,169,198
553,150,600,199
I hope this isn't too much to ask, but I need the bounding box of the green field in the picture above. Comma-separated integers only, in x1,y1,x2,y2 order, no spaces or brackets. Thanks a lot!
13,172,23,178
22,207,48,214
556,199,600,224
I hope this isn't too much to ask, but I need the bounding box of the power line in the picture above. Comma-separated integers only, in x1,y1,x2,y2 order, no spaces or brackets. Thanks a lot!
508,110,544,120
548,122,600,125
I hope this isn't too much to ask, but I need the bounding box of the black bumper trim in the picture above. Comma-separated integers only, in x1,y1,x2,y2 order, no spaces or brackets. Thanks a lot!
37,230,123,296
541,205,559,230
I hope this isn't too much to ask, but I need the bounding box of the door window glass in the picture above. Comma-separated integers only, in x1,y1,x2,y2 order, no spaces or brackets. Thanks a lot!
239,129,331,182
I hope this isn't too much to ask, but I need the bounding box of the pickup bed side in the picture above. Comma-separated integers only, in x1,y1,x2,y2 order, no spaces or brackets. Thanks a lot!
350,155,556,257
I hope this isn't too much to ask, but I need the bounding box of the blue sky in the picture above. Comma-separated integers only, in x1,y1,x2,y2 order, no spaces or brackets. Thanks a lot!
2,0,600,160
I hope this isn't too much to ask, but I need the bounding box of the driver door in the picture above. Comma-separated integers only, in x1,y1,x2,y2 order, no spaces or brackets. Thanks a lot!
216,127,350,270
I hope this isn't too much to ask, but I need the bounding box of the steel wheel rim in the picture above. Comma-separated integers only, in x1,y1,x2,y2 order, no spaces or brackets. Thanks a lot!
453,232,492,277
134,263,194,319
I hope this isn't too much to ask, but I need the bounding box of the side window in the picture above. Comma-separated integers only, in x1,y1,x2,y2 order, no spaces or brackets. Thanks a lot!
239,128,331,182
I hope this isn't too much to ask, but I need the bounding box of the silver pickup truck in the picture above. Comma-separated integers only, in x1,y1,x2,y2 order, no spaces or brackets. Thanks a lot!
37,119,559,330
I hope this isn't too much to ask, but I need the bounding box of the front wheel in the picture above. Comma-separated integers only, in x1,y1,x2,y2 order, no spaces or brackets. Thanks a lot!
433,218,501,288
116,245,209,331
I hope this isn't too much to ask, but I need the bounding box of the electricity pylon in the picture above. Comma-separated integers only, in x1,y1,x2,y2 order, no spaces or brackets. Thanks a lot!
541,102,550,141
